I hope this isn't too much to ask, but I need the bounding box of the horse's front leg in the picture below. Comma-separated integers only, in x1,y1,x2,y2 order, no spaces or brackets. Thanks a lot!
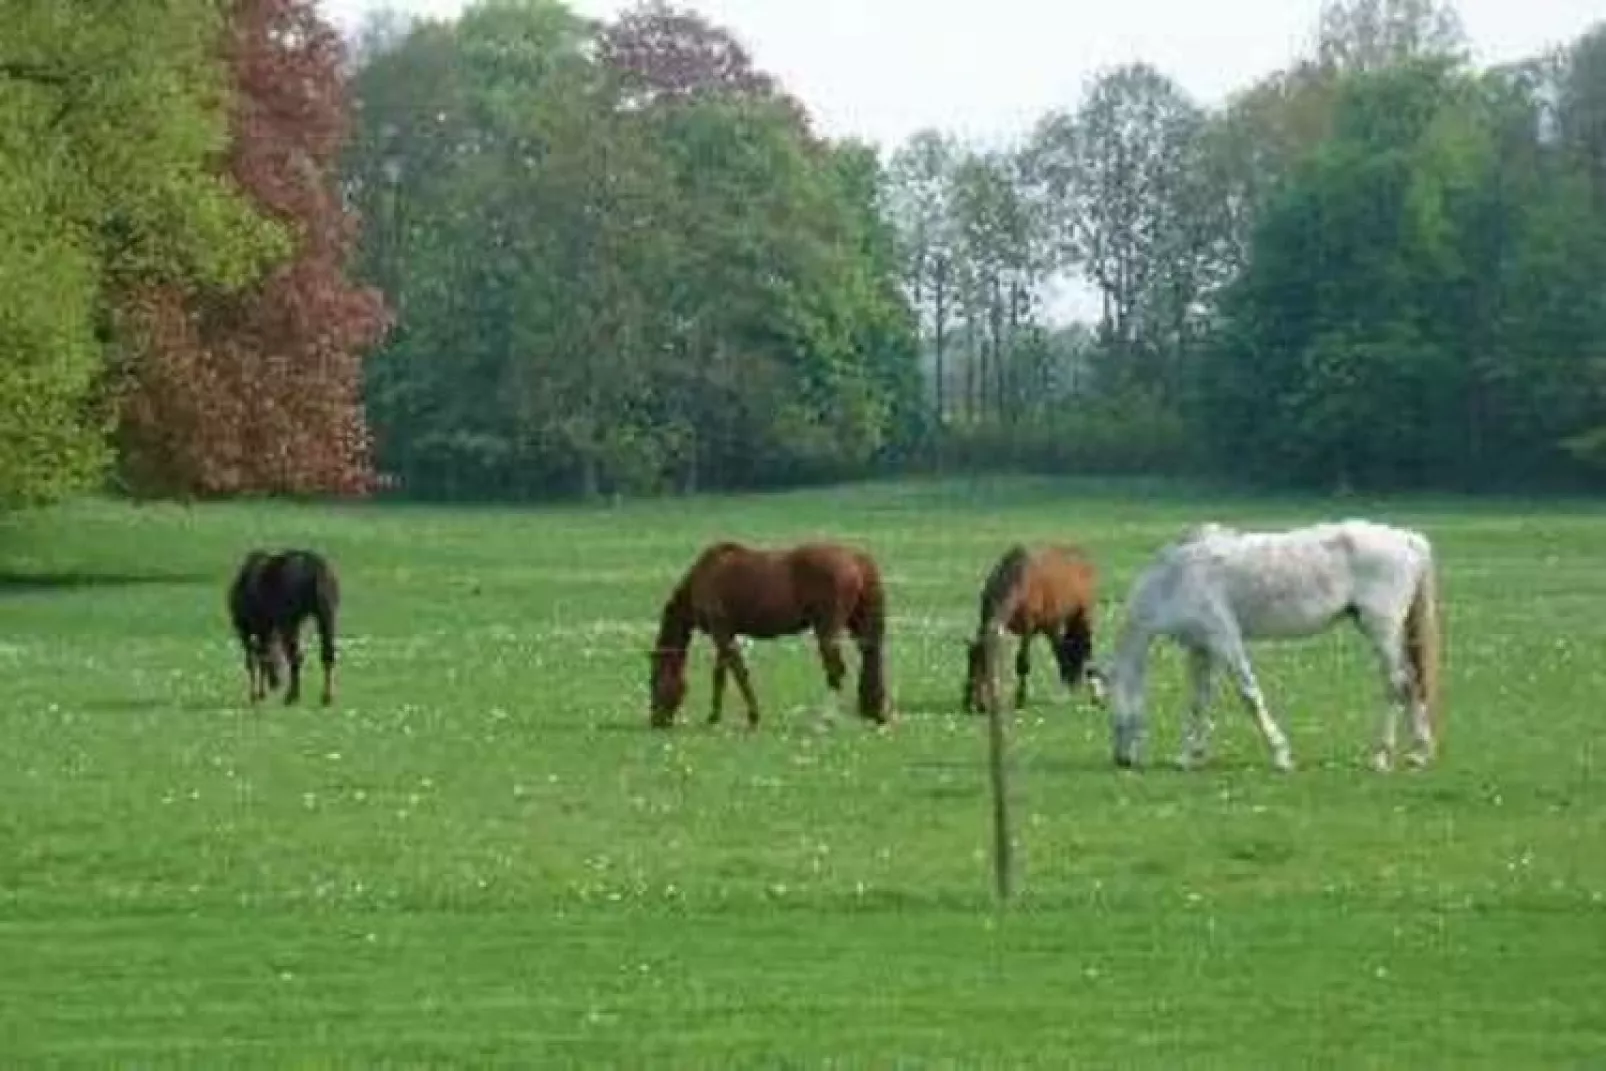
240,634,261,702
708,647,730,726
716,636,762,728
282,629,305,706
1010,634,1033,709
1216,635,1293,771
1177,646,1216,769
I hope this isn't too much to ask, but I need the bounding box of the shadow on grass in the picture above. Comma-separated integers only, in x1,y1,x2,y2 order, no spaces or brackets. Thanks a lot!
76,695,232,716
0,568,211,595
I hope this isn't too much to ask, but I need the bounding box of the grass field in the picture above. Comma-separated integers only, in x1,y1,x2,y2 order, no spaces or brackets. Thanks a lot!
2,477,1604,1066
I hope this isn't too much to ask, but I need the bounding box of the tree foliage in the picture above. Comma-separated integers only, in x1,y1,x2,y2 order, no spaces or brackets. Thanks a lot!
116,0,390,498
0,0,283,507
346,0,920,498
6,0,1606,507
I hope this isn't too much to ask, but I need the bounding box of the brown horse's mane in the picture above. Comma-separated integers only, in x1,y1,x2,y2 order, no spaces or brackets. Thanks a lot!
653,579,695,656
976,544,1032,635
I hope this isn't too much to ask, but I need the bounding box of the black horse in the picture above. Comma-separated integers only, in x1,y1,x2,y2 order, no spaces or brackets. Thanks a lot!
227,549,340,706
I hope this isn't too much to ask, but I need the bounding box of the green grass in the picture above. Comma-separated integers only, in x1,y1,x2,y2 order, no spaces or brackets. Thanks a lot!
2,477,1604,1066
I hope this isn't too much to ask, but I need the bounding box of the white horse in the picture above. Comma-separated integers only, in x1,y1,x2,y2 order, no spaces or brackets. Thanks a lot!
1099,519,1442,772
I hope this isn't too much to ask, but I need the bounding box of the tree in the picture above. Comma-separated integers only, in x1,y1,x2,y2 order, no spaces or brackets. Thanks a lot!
1314,0,1468,74
884,129,961,421
1556,21,1606,205
0,0,282,508
1199,59,1495,488
597,0,806,126
947,148,1044,422
116,0,391,498
1032,62,1208,396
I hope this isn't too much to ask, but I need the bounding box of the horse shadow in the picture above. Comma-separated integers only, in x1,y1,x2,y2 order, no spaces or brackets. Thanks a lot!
0,568,209,595
76,696,236,716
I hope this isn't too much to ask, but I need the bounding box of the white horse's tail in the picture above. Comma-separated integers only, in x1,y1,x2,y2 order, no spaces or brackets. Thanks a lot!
1404,551,1443,746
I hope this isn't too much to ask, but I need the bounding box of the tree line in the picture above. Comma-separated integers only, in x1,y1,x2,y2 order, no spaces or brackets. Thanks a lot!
1,0,1603,508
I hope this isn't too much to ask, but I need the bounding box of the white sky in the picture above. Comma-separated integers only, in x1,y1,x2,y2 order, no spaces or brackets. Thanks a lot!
320,0,1603,149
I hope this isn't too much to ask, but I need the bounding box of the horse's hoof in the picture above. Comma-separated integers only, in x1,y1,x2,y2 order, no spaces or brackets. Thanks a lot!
1405,751,1432,770
1371,751,1394,773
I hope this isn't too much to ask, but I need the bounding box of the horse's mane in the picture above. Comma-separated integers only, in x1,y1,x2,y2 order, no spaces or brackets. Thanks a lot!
1176,522,1236,545
977,544,1031,631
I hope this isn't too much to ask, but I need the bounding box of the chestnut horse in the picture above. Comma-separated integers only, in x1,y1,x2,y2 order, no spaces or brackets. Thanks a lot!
962,543,1102,713
227,548,340,705
648,540,889,729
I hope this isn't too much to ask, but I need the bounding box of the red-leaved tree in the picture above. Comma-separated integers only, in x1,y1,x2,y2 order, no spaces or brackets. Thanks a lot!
118,0,389,497
598,0,812,132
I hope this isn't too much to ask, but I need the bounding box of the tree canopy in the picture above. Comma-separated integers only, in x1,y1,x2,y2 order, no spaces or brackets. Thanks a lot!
3,0,1605,506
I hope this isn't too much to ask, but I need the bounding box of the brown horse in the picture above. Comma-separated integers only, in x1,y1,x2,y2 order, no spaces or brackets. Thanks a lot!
962,543,1102,714
648,541,890,729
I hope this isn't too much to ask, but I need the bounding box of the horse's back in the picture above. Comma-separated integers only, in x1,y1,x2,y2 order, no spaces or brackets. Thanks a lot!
238,549,338,626
982,543,1096,633
684,540,874,636
1138,519,1429,638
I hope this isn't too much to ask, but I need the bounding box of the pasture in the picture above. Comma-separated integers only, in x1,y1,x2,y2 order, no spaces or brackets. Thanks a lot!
2,478,1603,1065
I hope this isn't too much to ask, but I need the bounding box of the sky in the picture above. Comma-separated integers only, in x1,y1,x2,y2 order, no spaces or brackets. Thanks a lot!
319,0,1604,150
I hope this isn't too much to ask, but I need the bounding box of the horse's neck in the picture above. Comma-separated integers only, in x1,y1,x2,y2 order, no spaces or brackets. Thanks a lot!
977,580,1023,636
655,587,695,651
1108,614,1156,688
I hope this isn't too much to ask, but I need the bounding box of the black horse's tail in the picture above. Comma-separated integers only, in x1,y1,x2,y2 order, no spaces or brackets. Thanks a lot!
312,560,339,672
853,555,889,722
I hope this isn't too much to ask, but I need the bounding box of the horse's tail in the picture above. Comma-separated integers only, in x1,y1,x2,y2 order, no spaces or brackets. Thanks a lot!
1404,547,1443,745
853,554,889,721
314,561,340,669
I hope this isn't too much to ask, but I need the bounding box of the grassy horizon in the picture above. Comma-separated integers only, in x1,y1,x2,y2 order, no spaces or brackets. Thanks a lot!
2,479,1603,1064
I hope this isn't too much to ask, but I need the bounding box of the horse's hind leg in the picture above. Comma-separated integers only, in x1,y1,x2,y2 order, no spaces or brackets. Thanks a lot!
281,627,305,705
1213,633,1294,771
814,625,849,727
315,609,337,706
1354,609,1416,772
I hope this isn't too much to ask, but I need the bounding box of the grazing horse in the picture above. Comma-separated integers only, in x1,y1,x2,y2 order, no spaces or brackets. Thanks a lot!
227,548,340,706
1101,519,1442,773
962,543,1103,714
648,540,889,729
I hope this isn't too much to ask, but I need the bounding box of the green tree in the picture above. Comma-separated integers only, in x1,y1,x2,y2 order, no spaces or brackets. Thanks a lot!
0,0,281,508
1200,59,1513,488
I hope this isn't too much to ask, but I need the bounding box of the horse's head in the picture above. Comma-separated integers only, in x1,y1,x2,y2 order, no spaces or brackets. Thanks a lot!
648,646,688,727
1103,647,1148,767
961,637,996,714
1051,619,1094,692
256,636,284,691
